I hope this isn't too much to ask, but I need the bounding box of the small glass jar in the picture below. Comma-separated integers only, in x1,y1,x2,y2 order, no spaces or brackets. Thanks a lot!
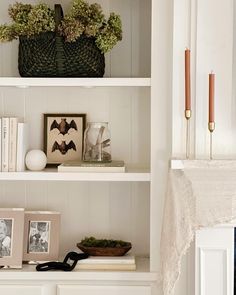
83,122,111,162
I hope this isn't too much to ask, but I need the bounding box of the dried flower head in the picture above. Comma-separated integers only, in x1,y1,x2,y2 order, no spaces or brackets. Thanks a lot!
70,0,90,20
59,16,84,42
0,0,122,53
0,24,16,42
95,12,122,53
60,0,122,53
84,3,104,37
108,13,122,41
9,2,32,24
27,3,55,36
0,2,55,40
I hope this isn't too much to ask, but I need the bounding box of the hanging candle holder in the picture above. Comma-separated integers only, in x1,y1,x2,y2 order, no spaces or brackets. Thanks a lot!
208,72,215,160
185,48,191,159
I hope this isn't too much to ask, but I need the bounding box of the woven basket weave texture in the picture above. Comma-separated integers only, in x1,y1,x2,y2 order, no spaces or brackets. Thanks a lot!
18,4,105,77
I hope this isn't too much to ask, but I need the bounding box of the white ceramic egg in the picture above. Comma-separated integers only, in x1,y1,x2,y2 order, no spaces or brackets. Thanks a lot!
25,150,47,171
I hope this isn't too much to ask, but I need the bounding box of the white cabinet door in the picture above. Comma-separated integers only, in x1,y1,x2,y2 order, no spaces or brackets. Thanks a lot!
0,285,42,295
195,227,234,295
57,285,151,295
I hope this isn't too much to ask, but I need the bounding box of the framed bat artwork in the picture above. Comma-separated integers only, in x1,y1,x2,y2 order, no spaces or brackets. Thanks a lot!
44,113,86,165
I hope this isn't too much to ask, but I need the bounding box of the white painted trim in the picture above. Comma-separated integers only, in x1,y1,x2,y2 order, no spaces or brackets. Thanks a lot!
150,0,173,271
170,159,184,169
170,159,236,169
0,168,150,182
199,247,229,295
0,78,151,88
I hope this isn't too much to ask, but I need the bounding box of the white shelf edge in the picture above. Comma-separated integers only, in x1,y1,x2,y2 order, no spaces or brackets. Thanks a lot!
170,159,184,170
0,258,157,282
170,159,236,170
0,168,150,182
0,78,151,87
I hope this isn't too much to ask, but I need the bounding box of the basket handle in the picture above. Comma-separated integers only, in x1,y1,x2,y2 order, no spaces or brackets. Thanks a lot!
54,4,63,31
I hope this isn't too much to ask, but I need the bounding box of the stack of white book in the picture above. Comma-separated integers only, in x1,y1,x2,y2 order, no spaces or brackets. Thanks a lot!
0,117,28,172
58,160,125,173
76,255,136,271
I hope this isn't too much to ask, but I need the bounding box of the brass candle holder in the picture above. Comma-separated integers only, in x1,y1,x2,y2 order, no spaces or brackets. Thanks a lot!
208,122,215,160
185,110,191,159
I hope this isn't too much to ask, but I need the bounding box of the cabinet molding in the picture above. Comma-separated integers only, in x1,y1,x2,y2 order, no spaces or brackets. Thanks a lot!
57,285,151,295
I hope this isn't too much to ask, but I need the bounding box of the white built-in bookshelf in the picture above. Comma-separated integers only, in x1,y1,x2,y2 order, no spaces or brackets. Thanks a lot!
0,0,169,294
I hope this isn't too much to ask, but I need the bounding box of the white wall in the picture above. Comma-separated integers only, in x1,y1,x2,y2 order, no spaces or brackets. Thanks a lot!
172,0,235,159
172,0,236,294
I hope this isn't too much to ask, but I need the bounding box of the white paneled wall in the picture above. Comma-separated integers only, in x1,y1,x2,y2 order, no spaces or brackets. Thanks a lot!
172,1,236,295
172,0,236,159
195,0,234,157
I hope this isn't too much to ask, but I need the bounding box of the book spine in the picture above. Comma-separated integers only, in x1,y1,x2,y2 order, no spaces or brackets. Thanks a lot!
79,259,135,265
78,256,135,265
2,118,9,172
58,166,125,172
9,118,18,172
75,264,136,271
16,123,28,172
81,161,124,168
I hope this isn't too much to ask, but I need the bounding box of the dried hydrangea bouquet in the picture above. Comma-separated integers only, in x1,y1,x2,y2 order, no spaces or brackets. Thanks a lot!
0,0,122,77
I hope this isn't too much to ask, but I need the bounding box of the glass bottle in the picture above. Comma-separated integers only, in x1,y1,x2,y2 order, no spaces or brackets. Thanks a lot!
83,122,111,162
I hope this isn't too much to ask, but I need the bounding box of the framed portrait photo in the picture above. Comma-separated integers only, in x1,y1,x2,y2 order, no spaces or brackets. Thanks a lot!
0,208,25,268
44,113,86,165
23,211,60,262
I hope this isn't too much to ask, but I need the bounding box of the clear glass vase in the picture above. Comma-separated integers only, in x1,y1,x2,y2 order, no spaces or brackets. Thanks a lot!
83,122,112,162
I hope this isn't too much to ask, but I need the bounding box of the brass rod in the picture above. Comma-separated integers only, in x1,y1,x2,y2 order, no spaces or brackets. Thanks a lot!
208,122,215,160
185,110,191,159
210,132,213,160
186,119,190,159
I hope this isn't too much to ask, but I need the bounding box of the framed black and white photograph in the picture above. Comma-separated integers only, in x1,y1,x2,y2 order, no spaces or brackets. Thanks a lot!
23,211,60,262
0,208,25,268
28,221,50,254
44,113,86,165
0,219,12,257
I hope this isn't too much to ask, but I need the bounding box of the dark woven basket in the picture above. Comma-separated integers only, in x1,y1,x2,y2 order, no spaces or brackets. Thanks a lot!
18,4,105,77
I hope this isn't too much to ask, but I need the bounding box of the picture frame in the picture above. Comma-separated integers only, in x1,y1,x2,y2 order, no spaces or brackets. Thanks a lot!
0,208,25,268
44,113,86,165
23,211,61,262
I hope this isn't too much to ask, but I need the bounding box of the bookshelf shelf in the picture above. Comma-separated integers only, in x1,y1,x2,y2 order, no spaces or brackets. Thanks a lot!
0,168,150,182
0,78,151,88
0,258,157,282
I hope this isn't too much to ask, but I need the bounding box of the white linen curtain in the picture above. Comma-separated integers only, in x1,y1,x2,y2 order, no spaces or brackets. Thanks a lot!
161,160,236,295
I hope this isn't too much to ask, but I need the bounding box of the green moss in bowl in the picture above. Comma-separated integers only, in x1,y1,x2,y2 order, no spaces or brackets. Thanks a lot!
77,237,132,256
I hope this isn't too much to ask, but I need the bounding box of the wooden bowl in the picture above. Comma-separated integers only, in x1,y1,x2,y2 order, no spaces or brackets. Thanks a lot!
77,243,132,256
